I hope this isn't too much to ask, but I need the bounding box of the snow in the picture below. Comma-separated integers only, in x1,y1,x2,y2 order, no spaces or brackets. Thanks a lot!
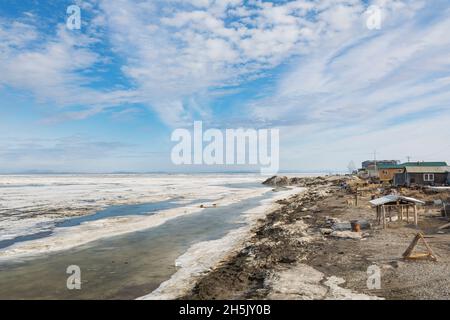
0,174,269,261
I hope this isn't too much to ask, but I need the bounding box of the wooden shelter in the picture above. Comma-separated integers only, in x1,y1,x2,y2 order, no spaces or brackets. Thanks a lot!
370,195,425,229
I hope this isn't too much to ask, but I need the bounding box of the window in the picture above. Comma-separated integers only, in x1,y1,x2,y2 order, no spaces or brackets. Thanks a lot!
424,174,435,182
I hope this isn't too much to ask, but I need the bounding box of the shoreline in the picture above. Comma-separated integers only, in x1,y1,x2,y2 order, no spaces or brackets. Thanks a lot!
139,186,306,300
181,175,379,300
182,175,450,300
0,179,280,299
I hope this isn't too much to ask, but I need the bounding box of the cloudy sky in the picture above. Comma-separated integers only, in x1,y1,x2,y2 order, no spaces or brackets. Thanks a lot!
0,0,449,173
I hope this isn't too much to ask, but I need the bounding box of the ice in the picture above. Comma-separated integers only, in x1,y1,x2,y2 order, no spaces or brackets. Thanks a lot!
0,174,269,261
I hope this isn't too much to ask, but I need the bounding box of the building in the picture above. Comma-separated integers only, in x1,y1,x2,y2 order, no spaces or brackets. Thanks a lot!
377,163,404,183
361,160,400,178
394,162,449,187
361,160,400,169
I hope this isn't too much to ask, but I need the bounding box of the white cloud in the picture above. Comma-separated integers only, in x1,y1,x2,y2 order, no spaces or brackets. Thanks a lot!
0,135,132,172
0,19,137,119
0,0,381,126
1,0,450,173
250,0,450,125
94,0,351,125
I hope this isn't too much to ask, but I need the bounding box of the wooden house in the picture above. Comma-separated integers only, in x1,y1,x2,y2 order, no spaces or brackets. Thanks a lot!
378,164,404,183
393,162,449,187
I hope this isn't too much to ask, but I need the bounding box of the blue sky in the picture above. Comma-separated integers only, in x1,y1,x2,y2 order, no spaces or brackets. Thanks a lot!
0,0,450,173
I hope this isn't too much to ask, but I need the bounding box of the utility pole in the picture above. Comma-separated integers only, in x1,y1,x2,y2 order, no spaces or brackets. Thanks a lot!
374,150,377,177
407,156,411,163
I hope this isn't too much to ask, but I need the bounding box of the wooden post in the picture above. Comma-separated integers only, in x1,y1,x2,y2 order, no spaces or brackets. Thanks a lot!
403,233,421,258
382,205,386,229
414,205,418,226
377,206,381,225
355,188,358,207
442,202,446,217
376,206,379,224
406,206,409,223
400,205,404,221
438,222,450,230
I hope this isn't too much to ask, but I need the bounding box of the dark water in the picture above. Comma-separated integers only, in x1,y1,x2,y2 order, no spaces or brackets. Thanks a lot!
0,198,206,250
0,231,53,250
0,190,272,300
56,198,188,228
219,182,267,189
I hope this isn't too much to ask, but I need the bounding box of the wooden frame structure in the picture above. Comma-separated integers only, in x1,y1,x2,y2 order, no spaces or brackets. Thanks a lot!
375,203,418,228
403,233,438,262
370,195,425,229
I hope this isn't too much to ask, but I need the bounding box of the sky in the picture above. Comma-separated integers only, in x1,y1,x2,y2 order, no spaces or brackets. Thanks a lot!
0,0,449,173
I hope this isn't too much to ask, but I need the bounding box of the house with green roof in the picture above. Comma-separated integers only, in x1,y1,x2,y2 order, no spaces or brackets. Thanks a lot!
393,162,450,187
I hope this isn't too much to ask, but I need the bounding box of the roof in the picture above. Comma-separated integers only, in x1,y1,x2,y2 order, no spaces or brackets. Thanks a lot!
370,195,425,207
377,163,404,169
402,162,448,167
405,166,449,174
376,162,448,170
362,160,399,168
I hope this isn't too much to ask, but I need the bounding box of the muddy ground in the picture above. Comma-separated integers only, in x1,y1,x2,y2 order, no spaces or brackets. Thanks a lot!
183,176,450,300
